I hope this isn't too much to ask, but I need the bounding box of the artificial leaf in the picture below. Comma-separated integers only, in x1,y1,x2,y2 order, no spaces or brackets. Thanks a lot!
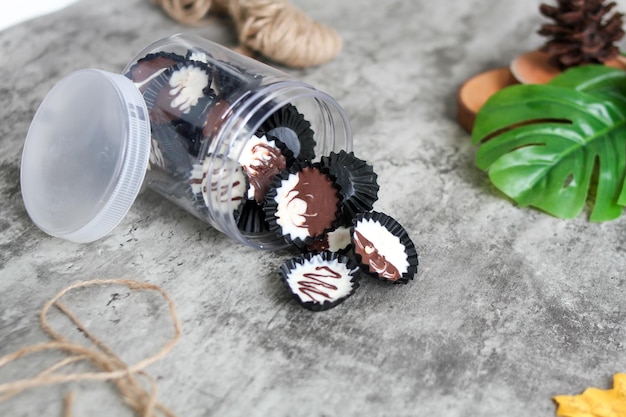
554,373,626,417
472,65,626,222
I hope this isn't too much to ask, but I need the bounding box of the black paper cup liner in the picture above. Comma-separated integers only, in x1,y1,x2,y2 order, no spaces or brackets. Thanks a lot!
257,103,316,162
351,211,418,284
171,119,205,157
320,151,380,226
212,60,263,100
236,199,270,234
279,251,361,311
150,122,193,179
264,161,343,248
171,91,218,156
125,51,186,86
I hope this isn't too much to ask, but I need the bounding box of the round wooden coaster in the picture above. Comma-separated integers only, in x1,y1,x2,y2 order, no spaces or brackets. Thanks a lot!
511,50,626,84
456,67,518,133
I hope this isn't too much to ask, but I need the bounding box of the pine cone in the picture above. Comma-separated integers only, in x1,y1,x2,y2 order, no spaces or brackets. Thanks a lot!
538,0,625,69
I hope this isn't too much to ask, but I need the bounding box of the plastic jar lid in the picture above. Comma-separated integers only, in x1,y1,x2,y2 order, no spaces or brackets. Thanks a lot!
20,69,151,243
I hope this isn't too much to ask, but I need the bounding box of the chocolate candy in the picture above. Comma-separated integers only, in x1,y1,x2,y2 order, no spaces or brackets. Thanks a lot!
126,52,186,91
352,211,418,284
279,251,361,311
238,134,294,203
190,157,248,219
143,61,215,122
264,163,342,247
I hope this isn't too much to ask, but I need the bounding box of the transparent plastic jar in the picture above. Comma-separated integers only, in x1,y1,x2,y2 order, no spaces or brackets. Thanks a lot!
20,34,352,249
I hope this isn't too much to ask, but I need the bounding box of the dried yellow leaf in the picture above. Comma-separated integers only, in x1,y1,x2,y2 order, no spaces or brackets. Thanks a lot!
554,373,626,417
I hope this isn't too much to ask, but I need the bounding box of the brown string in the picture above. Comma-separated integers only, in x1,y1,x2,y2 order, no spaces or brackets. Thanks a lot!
0,279,181,417
154,0,219,25
152,0,342,68
63,391,75,417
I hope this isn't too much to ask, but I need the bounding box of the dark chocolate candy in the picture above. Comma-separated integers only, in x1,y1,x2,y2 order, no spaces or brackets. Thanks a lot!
264,162,342,247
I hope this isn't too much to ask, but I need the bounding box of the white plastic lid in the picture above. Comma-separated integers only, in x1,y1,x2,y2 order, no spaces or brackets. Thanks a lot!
20,69,151,243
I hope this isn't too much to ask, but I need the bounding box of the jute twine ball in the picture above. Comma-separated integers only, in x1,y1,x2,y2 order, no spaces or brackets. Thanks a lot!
153,0,343,68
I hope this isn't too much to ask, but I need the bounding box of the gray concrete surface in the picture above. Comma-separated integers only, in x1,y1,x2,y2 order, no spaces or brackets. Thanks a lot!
1,0,625,416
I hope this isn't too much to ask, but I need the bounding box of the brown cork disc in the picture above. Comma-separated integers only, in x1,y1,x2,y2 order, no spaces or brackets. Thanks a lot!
511,50,626,85
510,50,561,84
456,67,518,133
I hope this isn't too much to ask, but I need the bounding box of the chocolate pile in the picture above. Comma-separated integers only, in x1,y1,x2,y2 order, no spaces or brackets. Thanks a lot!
266,151,419,311
125,49,418,311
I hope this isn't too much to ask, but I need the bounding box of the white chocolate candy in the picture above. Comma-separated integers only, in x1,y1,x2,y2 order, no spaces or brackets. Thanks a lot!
283,254,359,309
169,66,209,114
353,218,410,276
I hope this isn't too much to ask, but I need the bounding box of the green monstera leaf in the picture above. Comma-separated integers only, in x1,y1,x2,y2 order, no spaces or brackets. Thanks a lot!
472,65,626,222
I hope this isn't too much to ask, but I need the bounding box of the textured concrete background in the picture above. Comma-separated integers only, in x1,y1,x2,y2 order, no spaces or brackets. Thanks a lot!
1,0,626,416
